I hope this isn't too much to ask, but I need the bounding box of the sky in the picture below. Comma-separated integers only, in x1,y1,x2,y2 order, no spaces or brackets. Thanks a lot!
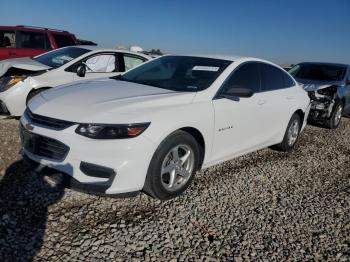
1,0,349,65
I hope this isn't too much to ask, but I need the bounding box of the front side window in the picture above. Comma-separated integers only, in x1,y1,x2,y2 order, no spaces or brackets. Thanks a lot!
52,34,76,48
84,54,117,73
289,63,346,82
221,63,261,94
118,56,231,92
18,31,50,49
260,63,285,91
33,47,90,68
0,30,16,48
123,55,145,71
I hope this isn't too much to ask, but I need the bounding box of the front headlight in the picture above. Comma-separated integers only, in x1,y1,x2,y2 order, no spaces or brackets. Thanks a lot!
75,123,151,139
0,76,26,92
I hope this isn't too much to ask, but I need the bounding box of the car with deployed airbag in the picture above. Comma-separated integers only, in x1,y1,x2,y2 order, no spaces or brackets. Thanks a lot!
0,46,150,116
20,55,310,200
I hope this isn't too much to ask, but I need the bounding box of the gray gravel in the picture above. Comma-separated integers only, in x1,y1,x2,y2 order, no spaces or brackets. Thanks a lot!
0,118,349,261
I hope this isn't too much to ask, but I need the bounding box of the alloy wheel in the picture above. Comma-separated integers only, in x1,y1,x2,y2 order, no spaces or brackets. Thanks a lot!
334,104,343,127
161,144,195,191
287,119,300,146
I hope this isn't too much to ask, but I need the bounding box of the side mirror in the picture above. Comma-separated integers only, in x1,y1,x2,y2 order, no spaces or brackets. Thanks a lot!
220,86,254,98
76,64,86,77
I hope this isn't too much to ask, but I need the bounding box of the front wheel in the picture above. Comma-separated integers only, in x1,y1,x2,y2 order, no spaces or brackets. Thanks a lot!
143,130,201,200
273,113,301,152
325,101,343,129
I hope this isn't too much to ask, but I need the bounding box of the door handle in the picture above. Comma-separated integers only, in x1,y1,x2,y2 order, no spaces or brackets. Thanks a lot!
286,96,295,100
257,99,266,105
9,52,17,56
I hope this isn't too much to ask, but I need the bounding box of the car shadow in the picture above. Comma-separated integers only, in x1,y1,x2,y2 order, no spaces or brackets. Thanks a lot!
0,160,68,261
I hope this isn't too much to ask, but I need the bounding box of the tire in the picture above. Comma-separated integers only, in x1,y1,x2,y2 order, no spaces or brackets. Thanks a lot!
273,113,301,152
325,101,343,129
26,89,45,105
143,130,201,200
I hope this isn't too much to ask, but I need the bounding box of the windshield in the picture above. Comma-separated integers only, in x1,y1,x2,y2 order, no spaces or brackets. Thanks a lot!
33,47,90,68
117,56,232,92
289,63,346,82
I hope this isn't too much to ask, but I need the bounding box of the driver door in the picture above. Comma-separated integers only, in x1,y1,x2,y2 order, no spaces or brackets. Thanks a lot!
211,62,268,162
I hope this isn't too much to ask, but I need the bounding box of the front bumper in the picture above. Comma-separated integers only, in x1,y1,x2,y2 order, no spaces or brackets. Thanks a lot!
20,113,157,195
308,102,333,122
0,99,9,115
23,154,139,197
0,81,31,116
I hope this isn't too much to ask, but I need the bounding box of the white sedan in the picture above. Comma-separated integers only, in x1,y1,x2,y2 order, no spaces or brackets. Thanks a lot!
0,46,151,116
20,55,310,200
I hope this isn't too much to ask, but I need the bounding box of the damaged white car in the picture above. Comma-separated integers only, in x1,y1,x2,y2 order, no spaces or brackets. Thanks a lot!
0,46,150,116
289,62,350,129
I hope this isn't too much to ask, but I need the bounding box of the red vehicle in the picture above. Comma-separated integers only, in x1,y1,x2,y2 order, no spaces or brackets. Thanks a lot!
0,25,78,60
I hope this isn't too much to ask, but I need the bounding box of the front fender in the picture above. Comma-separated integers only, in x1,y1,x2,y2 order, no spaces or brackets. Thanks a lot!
142,101,214,165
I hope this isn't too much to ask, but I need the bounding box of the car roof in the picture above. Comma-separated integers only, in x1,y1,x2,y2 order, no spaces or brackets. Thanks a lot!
162,54,283,67
297,62,349,67
64,45,152,59
0,25,74,34
165,53,246,61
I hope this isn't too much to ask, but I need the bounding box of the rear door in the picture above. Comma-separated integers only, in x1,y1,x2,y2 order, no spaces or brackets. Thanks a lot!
0,29,17,60
16,30,51,58
258,63,296,142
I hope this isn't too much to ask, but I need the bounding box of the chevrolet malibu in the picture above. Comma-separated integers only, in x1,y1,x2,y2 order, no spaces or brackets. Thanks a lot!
20,55,310,200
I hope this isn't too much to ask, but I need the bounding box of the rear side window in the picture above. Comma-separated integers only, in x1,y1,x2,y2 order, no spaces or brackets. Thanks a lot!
52,34,75,48
260,63,286,91
123,55,145,71
18,31,50,49
221,62,261,94
0,30,15,48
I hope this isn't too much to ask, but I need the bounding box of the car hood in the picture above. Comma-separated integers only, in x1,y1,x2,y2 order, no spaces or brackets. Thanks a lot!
0,57,51,78
296,78,343,92
29,78,197,123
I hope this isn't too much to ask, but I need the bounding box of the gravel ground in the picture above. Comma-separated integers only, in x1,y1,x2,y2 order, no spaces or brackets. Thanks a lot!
0,118,349,261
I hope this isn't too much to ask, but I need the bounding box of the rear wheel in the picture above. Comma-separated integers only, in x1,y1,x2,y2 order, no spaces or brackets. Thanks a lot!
273,113,301,152
325,101,343,129
143,130,201,200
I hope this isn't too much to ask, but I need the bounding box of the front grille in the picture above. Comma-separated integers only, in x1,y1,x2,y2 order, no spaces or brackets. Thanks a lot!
25,109,75,130
20,124,69,161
